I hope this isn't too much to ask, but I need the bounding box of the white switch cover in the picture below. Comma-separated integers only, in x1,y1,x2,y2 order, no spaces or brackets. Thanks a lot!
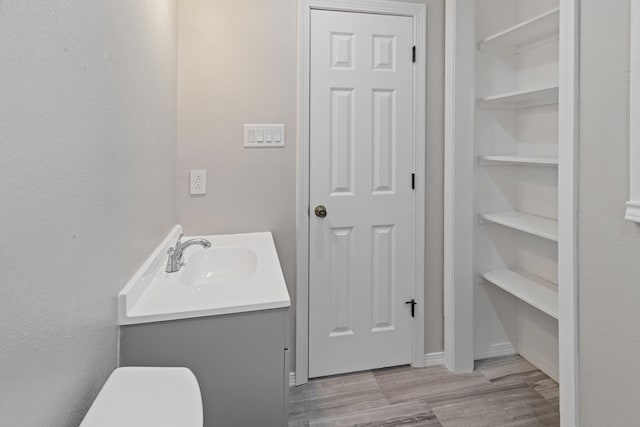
244,124,285,148
190,170,206,195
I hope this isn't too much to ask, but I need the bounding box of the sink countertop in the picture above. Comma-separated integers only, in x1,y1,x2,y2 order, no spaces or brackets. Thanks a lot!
118,226,290,325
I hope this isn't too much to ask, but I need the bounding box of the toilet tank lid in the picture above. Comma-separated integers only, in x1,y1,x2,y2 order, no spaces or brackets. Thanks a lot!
80,367,203,427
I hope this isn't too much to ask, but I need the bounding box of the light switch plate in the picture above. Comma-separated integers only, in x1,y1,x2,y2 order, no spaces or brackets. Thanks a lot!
190,169,206,195
244,124,285,148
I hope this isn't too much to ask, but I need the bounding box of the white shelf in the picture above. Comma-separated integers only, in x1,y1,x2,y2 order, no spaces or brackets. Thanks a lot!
480,211,558,242
479,154,558,167
480,8,560,53
482,268,558,319
478,86,559,110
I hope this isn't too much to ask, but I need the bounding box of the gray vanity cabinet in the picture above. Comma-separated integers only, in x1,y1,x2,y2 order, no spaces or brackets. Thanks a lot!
120,307,289,427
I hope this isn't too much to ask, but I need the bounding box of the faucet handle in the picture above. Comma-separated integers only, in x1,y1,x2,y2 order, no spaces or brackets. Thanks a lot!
174,233,184,249
165,247,179,273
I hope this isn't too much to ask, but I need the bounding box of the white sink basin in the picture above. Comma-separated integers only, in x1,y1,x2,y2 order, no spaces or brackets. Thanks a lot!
184,247,258,287
118,227,290,325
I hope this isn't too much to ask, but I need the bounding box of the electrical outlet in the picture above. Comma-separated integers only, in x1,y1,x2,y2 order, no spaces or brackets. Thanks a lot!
190,170,206,195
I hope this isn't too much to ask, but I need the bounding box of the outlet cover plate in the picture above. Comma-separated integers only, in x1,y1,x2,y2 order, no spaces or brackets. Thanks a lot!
190,169,206,195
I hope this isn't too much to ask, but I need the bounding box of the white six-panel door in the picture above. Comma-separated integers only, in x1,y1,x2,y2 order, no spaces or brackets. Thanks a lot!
309,9,415,378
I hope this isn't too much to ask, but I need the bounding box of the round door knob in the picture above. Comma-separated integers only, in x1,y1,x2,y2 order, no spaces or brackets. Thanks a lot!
314,205,327,218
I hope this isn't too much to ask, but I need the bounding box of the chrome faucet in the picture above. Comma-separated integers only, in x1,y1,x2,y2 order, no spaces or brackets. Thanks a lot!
165,233,212,273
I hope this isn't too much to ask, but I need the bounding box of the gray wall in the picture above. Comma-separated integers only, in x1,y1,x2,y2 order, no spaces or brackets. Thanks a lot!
579,0,640,425
0,1,178,425
177,0,298,364
421,0,446,356
177,0,445,368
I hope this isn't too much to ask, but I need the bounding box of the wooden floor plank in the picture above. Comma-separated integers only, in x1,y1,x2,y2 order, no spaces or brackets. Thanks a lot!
373,366,491,405
309,400,441,427
289,371,389,424
429,382,559,427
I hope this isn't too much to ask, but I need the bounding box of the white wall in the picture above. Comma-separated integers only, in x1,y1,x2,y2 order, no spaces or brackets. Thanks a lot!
177,0,446,366
579,0,640,424
0,1,178,425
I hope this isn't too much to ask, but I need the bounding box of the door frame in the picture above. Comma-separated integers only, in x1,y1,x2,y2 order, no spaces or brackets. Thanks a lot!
296,0,427,385
443,1,580,425
557,2,580,425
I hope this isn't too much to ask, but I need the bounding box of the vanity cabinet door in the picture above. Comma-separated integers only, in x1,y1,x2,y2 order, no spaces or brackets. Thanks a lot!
120,308,288,427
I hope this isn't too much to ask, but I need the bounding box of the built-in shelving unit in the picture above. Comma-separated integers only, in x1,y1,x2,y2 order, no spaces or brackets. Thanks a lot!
479,8,560,53
473,1,561,383
480,211,559,242
478,155,558,167
481,269,559,319
478,86,559,109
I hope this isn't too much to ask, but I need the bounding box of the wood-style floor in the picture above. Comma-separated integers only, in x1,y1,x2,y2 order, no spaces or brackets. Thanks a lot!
289,355,559,426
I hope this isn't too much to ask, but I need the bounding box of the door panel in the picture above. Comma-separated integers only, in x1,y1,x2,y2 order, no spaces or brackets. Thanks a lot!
309,10,415,378
330,88,354,195
372,89,396,193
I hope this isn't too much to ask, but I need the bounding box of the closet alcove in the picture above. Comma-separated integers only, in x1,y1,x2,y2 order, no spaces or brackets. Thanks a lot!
474,0,561,381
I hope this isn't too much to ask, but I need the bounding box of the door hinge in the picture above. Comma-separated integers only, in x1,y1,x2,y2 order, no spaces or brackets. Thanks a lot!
405,299,416,317
307,205,310,217
412,46,416,63
411,173,415,190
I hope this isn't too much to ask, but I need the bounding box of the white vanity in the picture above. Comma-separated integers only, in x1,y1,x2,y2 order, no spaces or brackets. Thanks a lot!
118,227,290,427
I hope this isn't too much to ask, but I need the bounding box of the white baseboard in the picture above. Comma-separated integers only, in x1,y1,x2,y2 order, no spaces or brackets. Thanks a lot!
290,344,516,385
626,200,640,223
518,349,559,382
474,342,516,360
423,351,445,367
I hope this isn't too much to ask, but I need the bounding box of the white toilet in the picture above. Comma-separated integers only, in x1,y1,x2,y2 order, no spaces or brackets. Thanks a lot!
80,367,203,427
